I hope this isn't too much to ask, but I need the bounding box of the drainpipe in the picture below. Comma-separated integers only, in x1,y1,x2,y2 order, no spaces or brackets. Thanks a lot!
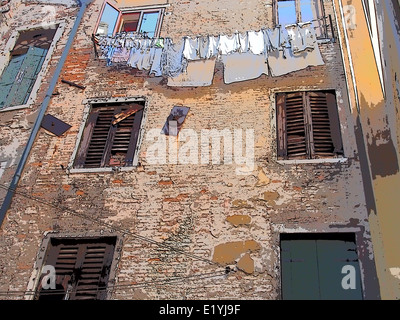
0,0,91,227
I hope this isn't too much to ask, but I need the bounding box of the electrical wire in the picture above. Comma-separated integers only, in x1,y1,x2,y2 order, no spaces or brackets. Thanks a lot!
0,183,218,266
0,269,233,297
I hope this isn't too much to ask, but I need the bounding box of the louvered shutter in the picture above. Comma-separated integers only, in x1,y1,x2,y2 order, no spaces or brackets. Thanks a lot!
276,93,287,159
3,46,48,108
0,54,25,109
85,107,118,168
308,91,337,158
75,103,144,168
109,104,144,167
37,237,117,300
284,92,308,159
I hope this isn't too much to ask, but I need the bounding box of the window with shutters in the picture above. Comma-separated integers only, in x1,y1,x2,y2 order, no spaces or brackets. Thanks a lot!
35,236,117,300
73,100,145,169
280,233,363,300
276,90,344,160
94,1,164,38
275,0,328,39
0,26,57,111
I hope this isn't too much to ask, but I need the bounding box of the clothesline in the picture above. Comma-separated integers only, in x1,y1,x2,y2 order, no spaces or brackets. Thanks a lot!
96,22,325,86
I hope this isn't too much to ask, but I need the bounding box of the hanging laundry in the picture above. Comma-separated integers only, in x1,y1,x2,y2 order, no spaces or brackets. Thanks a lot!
183,37,200,60
286,22,316,54
161,38,187,78
198,36,209,59
238,32,249,53
268,44,324,77
111,47,130,63
149,47,163,77
265,27,283,52
222,52,268,84
206,36,219,59
218,34,240,55
167,58,216,87
138,47,156,70
248,30,265,55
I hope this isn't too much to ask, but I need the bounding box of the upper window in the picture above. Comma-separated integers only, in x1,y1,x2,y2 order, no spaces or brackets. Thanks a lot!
280,233,363,300
276,0,327,38
35,236,117,300
0,27,57,110
276,90,344,160
74,101,145,169
95,1,163,38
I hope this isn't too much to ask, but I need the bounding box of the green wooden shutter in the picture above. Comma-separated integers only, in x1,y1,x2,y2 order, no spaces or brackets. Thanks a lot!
317,239,363,300
281,237,363,300
281,239,320,300
2,46,47,108
0,54,26,109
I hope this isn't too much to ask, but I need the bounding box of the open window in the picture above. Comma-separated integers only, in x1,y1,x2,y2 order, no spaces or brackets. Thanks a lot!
74,101,145,169
276,0,327,39
94,1,164,38
0,26,58,110
35,236,117,300
276,90,344,160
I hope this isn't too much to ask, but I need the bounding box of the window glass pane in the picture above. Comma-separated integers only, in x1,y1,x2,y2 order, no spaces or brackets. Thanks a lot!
96,3,119,36
300,0,325,37
121,12,140,32
139,11,160,37
278,0,297,26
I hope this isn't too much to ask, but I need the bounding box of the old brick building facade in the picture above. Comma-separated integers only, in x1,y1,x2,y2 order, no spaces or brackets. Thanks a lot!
2,0,398,300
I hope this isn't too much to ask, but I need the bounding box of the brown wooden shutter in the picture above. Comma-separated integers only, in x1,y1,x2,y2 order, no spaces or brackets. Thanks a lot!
326,92,344,156
308,91,337,158
276,93,287,159
37,237,117,300
109,103,144,167
285,92,308,159
84,107,116,168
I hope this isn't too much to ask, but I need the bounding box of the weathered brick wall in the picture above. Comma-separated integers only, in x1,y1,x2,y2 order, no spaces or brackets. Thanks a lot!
0,0,379,299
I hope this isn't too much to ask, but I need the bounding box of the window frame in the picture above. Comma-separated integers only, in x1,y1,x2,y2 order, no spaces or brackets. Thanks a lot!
275,90,345,162
68,97,148,174
274,0,328,39
94,0,164,38
26,232,122,301
0,21,65,112
279,233,364,300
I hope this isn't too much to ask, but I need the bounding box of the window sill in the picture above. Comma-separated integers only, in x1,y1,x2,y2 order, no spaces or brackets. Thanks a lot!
277,158,348,165
0,104,29,113
317,38,333,44
68,166,138,174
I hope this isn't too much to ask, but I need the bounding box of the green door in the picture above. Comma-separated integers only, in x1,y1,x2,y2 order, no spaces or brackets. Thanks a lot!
0,46,47,109
281,237,363,300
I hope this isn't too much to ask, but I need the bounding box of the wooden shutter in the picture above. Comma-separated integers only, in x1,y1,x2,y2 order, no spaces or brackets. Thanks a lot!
109,104,144,167
281,236,363,300
285,92,308,159
0,54,25,109
281,239,320,300
37,237,117,300
316,240,363,300
75,103,144,168
308,91,343,158
2,46,48,108
276,93,287,159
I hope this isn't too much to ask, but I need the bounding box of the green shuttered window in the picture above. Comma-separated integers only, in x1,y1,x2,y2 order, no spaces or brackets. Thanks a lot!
280,234,363,300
